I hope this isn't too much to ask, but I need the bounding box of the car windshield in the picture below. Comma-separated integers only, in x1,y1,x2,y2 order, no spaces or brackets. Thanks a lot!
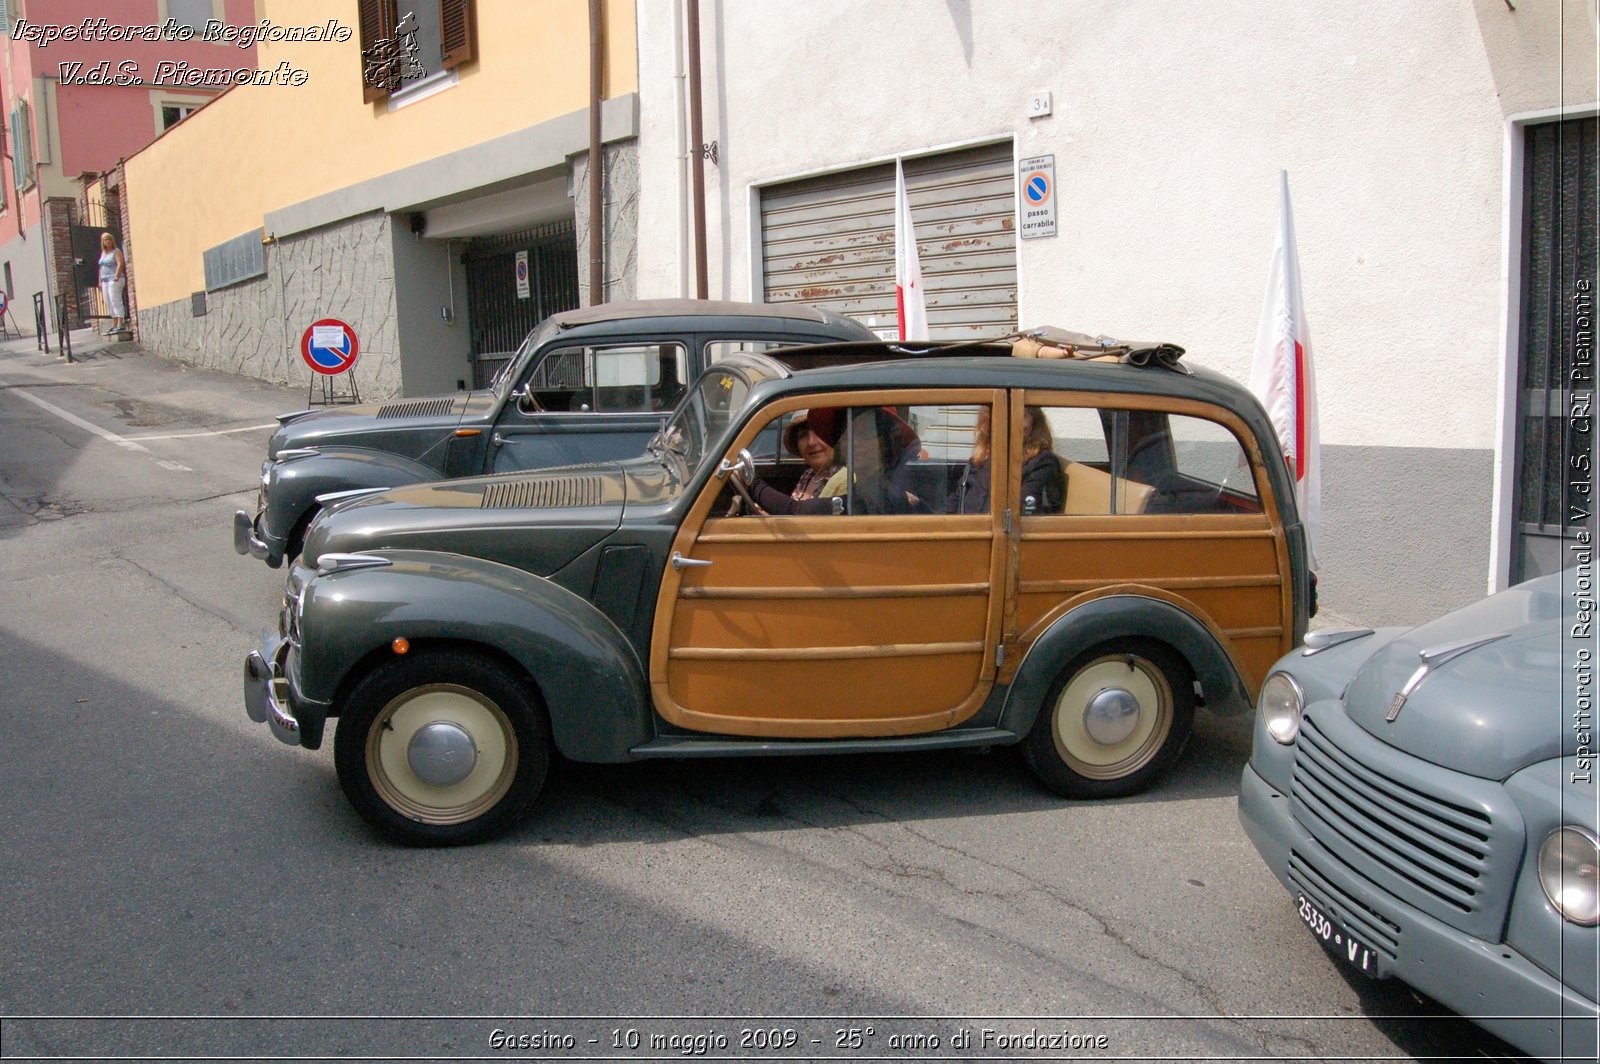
652,361,777,474
489,319,562,396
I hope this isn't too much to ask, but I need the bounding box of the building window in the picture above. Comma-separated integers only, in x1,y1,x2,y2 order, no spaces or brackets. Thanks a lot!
161,0,217,31
10,99,33,191
358,0,476,103
161,104,197,129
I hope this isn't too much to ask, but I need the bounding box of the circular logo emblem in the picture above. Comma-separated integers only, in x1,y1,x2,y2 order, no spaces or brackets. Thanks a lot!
300,318,360,376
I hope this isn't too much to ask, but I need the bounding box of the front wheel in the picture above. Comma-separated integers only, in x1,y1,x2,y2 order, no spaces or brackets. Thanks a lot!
1021,639,1194,799
334,650,550,846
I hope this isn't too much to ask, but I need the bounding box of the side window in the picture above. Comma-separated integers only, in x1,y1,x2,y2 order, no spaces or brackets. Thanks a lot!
738,400,990,516
1033,404,1260,516
526,343,688,413
1163,414,1262,513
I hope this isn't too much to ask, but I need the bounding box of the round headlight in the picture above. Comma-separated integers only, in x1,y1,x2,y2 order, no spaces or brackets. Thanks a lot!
1538,827,1600,926
1259,672,1304,745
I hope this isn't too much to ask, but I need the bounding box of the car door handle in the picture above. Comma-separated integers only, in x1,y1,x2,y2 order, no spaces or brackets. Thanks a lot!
671,551,712,570
492,432,509,446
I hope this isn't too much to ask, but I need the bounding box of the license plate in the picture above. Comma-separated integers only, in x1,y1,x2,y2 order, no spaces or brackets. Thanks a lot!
1295,893,1380,977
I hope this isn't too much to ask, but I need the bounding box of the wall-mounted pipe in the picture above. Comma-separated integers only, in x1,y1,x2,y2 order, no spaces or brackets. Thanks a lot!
588,0,605,304
686,0,708,299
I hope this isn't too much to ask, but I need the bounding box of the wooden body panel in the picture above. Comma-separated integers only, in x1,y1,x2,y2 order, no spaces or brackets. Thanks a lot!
652,389,1007,738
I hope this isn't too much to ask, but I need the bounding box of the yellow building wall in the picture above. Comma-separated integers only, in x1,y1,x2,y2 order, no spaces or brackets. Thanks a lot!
126,0,638,307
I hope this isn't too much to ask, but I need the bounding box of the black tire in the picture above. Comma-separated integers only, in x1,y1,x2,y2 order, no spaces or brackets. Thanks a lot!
1021,639,1195,799
333,649,550,846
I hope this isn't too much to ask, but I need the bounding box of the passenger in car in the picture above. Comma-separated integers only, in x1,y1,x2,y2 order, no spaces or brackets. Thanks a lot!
748,408,846,515
947,406,1065,515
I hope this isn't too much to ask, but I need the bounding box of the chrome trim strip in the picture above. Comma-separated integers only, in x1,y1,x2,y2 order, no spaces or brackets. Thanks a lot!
1302,627,1376,656
1385,632,1510,721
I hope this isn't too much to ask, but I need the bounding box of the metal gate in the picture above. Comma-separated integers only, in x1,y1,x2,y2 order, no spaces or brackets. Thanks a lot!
759,141,1017,340
463,221,579,388
1511,116,1597,582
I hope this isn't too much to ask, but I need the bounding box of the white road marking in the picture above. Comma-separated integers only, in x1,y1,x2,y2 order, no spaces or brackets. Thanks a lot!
8,388,193,471
128,423,276,441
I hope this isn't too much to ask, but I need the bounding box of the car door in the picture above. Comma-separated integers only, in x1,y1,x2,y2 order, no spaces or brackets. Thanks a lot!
1008,390,1294,693
649,388,1008,738
488,341,690,472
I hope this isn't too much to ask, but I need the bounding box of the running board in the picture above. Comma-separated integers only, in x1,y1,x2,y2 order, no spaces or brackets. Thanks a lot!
630,727,1019,759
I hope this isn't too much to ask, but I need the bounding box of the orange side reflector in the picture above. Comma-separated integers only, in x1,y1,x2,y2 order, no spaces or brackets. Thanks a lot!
392,637,410,655
453,428,481,437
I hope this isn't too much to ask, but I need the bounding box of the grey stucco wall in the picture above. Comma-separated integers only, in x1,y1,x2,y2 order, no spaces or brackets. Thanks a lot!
572,139,639,307
0,224,52,336
1316,444,1494,628
140,213,404,399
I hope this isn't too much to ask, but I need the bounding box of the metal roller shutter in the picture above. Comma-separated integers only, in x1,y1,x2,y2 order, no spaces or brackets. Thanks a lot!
759,142,1017,340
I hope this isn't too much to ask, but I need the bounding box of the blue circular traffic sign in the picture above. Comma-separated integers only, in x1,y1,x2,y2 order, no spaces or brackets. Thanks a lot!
1024,172,1051,204
300,318,360,376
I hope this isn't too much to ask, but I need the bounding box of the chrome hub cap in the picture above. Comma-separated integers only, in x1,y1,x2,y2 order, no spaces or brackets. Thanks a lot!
1083,687,1141,746
407,721,479,787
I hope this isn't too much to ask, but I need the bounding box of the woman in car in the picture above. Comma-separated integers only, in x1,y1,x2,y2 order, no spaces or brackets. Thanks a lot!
948,406,1065,515
748,409,845,515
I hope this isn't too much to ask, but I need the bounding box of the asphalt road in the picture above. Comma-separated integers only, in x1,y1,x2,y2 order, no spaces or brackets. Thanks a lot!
0,333,1514,1062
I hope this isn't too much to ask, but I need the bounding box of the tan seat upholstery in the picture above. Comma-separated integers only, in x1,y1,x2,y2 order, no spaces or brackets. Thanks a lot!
1062,461,1155,515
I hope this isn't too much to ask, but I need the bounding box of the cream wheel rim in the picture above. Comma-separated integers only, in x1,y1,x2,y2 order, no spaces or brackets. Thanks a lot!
366,684,517,825
1051,655,1173,780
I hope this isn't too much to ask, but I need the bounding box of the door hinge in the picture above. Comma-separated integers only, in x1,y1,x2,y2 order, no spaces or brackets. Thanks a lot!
1003,507,1014,534
996,644,1005,668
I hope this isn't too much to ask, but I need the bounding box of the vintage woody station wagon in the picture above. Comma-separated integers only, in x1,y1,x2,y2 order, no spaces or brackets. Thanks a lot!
244,335,1314,845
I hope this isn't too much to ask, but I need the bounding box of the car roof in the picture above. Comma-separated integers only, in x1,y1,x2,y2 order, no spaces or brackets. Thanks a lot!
763,341,1257,409
547,298,873,335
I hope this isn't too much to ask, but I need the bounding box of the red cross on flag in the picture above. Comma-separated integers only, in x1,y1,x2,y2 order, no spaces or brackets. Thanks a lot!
1250,170,1321,568
895,159,928,342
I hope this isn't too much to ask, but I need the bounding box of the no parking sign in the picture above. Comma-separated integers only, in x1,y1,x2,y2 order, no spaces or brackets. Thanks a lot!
1019,154,1057,240
300,318,360,375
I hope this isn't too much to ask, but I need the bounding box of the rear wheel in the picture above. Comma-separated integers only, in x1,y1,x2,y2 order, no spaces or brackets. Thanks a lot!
334,650,549,845
1021,639,1194,799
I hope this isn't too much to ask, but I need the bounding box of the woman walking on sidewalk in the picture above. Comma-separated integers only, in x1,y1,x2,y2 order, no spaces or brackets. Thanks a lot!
99,232,127,334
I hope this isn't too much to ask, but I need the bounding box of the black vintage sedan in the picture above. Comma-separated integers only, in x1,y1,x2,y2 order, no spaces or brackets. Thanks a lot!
233,299,873,567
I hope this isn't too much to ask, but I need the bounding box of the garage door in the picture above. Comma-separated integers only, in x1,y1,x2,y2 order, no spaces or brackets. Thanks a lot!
759,142,1017,340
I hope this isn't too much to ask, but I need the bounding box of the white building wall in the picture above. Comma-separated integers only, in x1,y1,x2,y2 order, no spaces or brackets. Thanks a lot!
635,0,1598,625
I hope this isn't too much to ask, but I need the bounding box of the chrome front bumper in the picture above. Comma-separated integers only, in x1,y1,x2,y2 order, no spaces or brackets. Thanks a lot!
243,636,303,746
233,509,274,563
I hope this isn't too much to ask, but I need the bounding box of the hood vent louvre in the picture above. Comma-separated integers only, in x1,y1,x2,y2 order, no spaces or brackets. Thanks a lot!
377,399,455,419
482,474,605,510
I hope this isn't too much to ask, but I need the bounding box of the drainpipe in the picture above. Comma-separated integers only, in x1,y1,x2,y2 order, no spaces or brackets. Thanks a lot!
686,0,708,299
588,0,605,305
672,0,689,298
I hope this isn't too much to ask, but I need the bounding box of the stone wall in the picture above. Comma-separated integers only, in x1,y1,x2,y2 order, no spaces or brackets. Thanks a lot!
572,139,638,307
140,212,404,399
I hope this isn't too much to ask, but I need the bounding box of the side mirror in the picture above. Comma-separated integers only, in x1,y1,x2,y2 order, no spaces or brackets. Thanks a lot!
717,448,755,481
510,384,537,415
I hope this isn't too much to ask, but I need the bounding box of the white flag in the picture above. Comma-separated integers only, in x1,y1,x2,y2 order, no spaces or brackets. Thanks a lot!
1250,170,1321,567
895,159,928,342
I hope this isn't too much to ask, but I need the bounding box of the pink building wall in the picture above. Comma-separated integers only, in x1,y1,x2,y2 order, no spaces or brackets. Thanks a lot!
4,0,259,193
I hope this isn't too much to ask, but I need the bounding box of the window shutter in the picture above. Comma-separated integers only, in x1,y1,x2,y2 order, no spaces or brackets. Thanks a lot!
440,0,476,71
357,0,397,103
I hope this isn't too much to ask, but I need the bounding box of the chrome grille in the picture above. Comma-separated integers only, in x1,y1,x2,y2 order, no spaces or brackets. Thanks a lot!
481,474,604,510
1291,707,1523,942
376,398,454,419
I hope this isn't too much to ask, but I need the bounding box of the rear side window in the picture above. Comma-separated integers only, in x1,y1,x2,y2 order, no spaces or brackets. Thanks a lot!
1033,405,1261,515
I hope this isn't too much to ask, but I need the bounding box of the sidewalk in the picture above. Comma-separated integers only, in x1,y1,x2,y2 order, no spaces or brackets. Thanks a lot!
0,326,309,428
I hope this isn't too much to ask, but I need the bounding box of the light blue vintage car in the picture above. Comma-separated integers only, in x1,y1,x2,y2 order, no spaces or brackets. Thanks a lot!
1239,568,1597,1062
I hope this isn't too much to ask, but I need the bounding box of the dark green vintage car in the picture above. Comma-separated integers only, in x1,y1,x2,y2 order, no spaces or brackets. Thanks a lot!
233,299,873,567
244,338,1314,845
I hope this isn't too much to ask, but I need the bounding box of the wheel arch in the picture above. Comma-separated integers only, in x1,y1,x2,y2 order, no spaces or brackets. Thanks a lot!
998,592,1253,737
297,550,652,763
